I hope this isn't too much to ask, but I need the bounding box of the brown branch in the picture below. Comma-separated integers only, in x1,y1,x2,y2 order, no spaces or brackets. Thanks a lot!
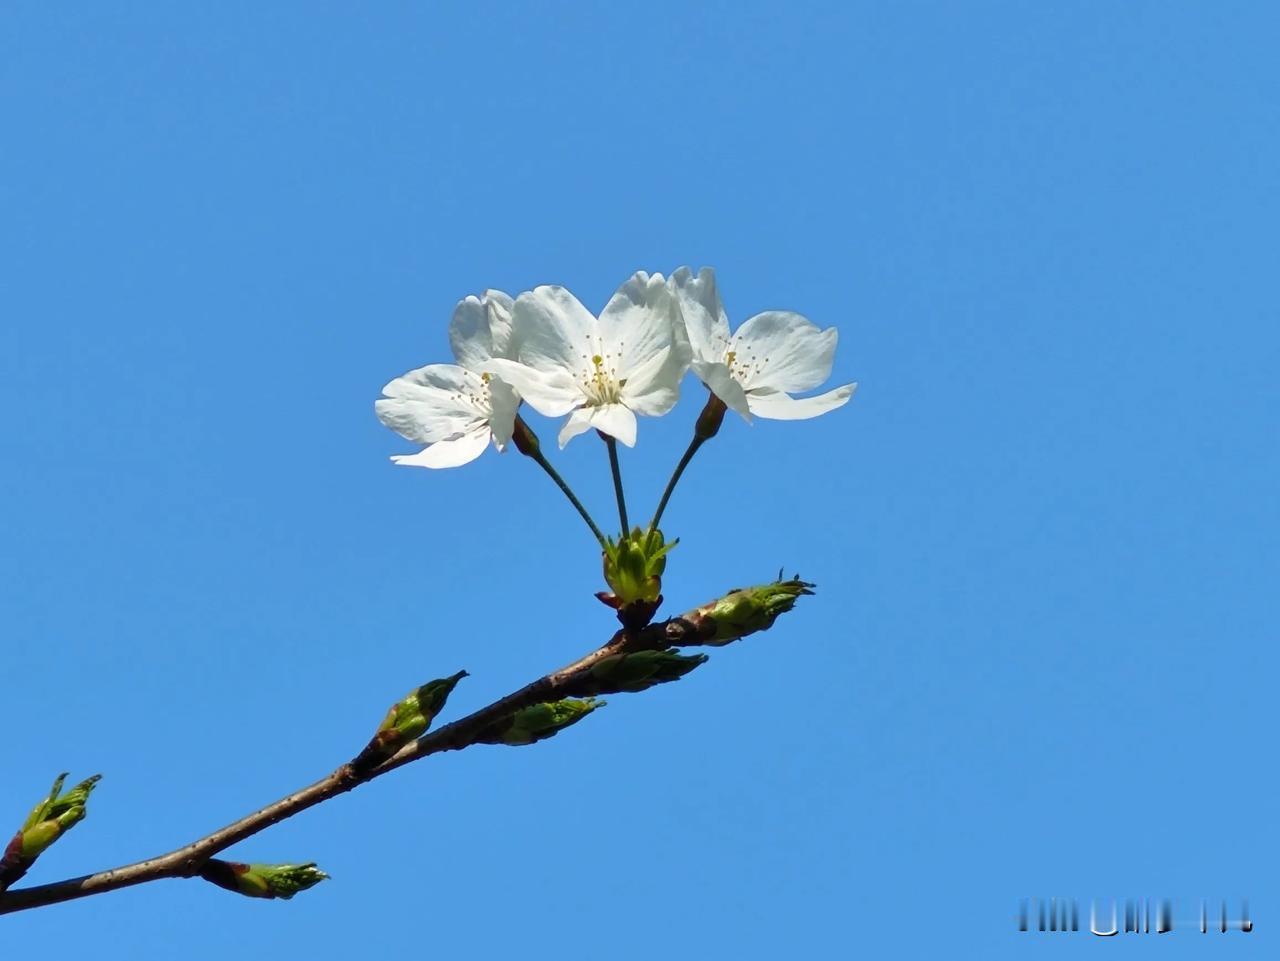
0,609,711,916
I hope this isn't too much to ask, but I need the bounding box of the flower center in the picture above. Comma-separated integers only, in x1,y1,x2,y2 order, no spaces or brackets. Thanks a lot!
579,349,623,405
450,372,493,417
724,347,769,385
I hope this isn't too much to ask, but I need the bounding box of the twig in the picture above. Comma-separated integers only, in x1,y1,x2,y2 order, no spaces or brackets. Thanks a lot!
0,608,710,916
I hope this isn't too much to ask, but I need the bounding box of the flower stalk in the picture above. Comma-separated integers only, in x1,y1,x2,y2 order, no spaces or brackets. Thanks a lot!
650,392,727,531
512,416,607,547
604,432,630,532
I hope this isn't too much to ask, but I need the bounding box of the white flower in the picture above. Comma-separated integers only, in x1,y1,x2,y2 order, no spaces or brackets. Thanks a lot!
484,271,690,448
374,290,520,469
670,266,856,420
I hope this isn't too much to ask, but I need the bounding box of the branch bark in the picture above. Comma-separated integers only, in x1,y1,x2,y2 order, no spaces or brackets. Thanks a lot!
0,609,713,916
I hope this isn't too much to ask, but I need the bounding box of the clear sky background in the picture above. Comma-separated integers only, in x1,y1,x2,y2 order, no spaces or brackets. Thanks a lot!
2,2,1276,956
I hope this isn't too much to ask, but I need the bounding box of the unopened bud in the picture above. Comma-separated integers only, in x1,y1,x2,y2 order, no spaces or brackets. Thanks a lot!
511,415,541,457
476,697,605,746
682,576,815,646
1,773,102,890
694,392,728,440
200,859,329,900
570,649,708,696
353,670,467,771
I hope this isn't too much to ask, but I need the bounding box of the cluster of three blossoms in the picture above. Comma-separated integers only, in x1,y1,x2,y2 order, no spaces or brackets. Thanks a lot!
375,266,856,470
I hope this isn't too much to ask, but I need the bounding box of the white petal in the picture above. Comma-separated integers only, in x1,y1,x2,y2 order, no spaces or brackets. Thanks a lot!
375,364,482,444
510,285,597,379
383,364,493,423
598,271,684,382
730,311,838,394
387,362,485,396
620,343,689,417
556,407,595,448
588,403,638,447
693,360,751,421
481,289,515,357
555,403,639,448
486,377,519,450
449,290,515,370
483,358,582,417
390,426,491,469
745,383,857,420
670,266,731,365
376,396,470,445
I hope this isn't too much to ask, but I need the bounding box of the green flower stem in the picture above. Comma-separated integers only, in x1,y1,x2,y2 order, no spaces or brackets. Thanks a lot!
533,453,606,547
649,434,705,532
604,434,630,533
650,391,727,531
513,416,606,547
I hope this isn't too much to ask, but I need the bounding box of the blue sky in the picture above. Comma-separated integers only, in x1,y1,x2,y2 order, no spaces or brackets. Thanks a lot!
2,1,1275,956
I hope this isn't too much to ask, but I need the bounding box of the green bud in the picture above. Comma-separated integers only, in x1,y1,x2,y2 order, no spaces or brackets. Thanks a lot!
600,527,676,630
382,670,468,737
1,773,102,890
602,527,675,606
685,576,816,646
200,859,329,900
476,698,605,746
353,670,467,771
18,820,63,861
573,649,709,695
